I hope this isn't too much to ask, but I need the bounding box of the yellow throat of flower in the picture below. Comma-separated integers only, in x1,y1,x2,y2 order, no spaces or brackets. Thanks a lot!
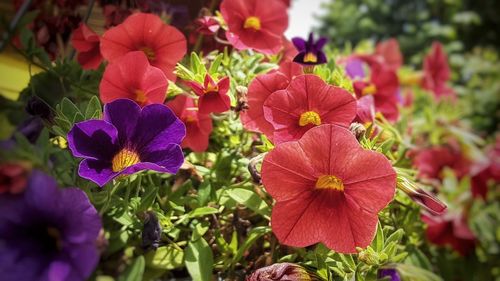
134,89,147,105
315,175,344,191
362,84,377,96
304,52,318,63
299,111,321,126
140,47,156,61
244,16,261,31
112,148,140,172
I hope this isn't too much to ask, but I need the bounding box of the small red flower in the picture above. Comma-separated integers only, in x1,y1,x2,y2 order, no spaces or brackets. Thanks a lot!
196,16,220,35
100,12,187,81
422,212,476,256
220,0,288,54
355,95,376,125
375,38,403,70
186,74,231,114
263,74,356,144
0,163,30,194
422,42,455,99
353,64,400,122
71,23,103,70
99,51,168,106
262,124,396,253
413,144,471,181
471,137,500,199
167,95,213,152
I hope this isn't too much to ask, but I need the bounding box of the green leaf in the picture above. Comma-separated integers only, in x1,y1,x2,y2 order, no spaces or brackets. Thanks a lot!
85,96,102,119
209,54,223,75
145,244,184,270
232,226,271,264
371,221,384,252
197,181,212,206
118,256,145,281
185,237,214,281
60,98,81,120
138,186,158,212
226,188,271,218
188,206,219,218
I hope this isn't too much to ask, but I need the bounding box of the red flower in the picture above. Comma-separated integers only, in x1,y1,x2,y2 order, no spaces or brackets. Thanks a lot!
422,42,455,99
413,144,471,181
263,75,356,144
355,95,376,125
220,0,288,54
99,51,168,106
71,23,103,70
102,5,132,28
353,64,400,122
422,212,476,256
100,12,187,81
375,38,403,70
196,16,220,35
167,95,213,152
261,125,396,253
0,163,30,194
471,137,500,199
187,74,231,114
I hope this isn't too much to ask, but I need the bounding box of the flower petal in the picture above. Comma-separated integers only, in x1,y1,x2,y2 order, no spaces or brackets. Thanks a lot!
79,159,118,187
68,119,119,161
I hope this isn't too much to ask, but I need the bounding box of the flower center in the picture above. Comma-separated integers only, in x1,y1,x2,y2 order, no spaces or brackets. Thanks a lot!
135,89,147,105
244,16,261,31
304,52,318,63
140,47,156,61
362,83,377,96
112,148,140,172
205,83,219,94
46,227,63,251
299,111,321,126
315,175,344,191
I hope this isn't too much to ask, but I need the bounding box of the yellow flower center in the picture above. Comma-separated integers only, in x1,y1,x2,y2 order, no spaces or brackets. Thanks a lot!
299,111,321,126
205,82,219,94
244,16,261,31
112,148,140,172
362,84,377,96
135,89,147,105
315,175,344,191
304,52,318,63
140,47,156,61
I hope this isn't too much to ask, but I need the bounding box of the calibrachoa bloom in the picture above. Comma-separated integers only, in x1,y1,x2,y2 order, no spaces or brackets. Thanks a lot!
71,23,103,70
263,74,356,144
187,74,231,114
167,95,213,152
261,125,396,253
353,64,400,122
246,263,316,281
374,38,403,71
413,144,471,181
220,0,288,55
67,99,185,186
471,137,500,198
100,12,187,81
422,212,476,256
377,268,401,281
0,170,102,281
292,33,327,65
422,42,455,99
196,16,220,35
99,51,168,106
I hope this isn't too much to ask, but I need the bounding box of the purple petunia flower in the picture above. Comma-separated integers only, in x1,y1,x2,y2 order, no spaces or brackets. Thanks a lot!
0,170,102,281
67,98,186,187
378,268,401,281
292,32,328,65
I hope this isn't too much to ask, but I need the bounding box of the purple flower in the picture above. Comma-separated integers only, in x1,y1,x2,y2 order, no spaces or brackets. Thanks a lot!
378,268,401,281
345,57,366,79
0,170,102,281
68,99,186,187
292,33,328,65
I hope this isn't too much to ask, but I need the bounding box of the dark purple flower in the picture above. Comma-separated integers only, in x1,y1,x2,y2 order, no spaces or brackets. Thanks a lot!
378,268,401,281
292,33,327,65
67,99,186,187
0,170,102,281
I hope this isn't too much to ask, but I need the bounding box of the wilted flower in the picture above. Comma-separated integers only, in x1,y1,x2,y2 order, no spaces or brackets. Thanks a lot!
71,23,103,70
167,95,213,152
99,51,168,106
422,42,455,99
246,263,315,281
186,74,231,114
262,125,396,253
263,74,356,144
67,99,185,186
221,0,288,55
0,170,102,281
292,33,327,66
142,211,162,251
100,13,187,81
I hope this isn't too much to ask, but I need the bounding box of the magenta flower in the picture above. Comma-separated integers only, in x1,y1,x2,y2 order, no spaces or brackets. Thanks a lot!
67,99,186,186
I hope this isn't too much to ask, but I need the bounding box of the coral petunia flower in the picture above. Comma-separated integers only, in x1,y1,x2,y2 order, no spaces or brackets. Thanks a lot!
220,0,288,55
99,51,168,106
186,74,231,114
375,38,403,71
196,16,220,35
261,124,396,253
292,33,327,65
166,95,213,152
71,23,103,70
471,138,500,199
353,64,400,122
100,12,187,81
263,74,356,144
422,212,476,256
413,144,471,181
67,99,185,187
422,42,455,99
